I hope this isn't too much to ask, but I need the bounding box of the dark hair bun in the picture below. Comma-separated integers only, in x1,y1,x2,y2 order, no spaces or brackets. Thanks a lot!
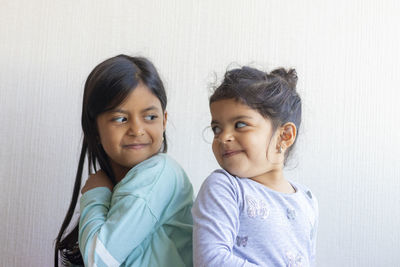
270,68,297,89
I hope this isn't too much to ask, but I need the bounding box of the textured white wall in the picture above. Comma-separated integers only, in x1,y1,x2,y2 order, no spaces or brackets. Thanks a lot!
1,0,399,266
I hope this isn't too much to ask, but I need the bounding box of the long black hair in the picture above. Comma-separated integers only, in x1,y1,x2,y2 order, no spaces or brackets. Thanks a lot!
54,55,168,266
210,66,301,163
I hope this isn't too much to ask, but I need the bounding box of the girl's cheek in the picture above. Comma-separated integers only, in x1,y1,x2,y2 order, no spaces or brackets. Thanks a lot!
211,143,217,155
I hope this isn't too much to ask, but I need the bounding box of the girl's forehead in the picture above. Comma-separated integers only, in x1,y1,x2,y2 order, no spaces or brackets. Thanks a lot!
211,99,253,113
118,84,162,110
210,99,263,121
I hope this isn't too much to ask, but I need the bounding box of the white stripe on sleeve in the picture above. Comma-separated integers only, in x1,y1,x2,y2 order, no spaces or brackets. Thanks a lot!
95,235,120,267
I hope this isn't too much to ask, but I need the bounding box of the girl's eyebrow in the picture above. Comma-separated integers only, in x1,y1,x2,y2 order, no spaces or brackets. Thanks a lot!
110,105,161,114
231,115,253,121
211,115,253,124
141,106,161,112
111,108,128,114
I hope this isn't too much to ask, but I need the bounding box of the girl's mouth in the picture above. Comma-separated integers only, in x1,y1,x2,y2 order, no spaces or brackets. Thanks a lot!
123,144,149,149
223,150,243,158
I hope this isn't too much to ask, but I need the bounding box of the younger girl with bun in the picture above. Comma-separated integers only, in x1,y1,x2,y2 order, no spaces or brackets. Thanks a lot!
193,66,318,266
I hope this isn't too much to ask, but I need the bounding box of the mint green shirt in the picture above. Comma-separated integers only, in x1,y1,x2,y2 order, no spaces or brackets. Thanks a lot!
79,154,193,267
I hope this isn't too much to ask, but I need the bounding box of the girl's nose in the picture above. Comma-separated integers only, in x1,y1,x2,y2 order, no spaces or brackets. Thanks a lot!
219,130,234,143
128,121,144,136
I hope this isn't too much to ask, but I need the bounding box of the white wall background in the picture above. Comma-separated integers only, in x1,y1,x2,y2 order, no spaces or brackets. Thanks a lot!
1,0,399,266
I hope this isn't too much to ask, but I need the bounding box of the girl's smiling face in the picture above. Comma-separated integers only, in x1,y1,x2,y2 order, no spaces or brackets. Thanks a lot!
210,98,282,180
96,83,166,180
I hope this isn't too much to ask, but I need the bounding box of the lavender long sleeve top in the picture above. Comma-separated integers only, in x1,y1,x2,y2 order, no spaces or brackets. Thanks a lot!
192,169,318,267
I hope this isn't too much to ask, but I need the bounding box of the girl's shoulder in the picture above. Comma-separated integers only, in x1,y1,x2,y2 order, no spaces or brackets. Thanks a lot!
205,169,239,185
194,169,243,213
142,153,186,173
124,153,185,178
198,169,242,198
153,153,190,182
115,153,191,195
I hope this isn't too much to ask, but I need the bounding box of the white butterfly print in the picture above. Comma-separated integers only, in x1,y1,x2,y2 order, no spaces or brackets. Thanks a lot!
246,195,269,220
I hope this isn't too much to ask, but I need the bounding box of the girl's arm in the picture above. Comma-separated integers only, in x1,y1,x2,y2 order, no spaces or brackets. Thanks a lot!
192,171,259,267
78,166,161,267
78,188,157,267
78,154,192,267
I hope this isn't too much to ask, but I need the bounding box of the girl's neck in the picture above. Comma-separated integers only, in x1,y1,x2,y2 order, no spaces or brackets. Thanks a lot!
250,169,295,194
110,161,130,183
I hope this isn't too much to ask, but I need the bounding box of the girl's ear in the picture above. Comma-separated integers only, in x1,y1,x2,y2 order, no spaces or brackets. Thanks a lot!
163,111,168,131
277,122,297,152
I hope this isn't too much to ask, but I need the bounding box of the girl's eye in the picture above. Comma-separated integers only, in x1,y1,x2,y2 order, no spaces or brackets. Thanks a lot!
144,115,157,121
235,121,247,128
113,117,127,123
211,126,221,135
